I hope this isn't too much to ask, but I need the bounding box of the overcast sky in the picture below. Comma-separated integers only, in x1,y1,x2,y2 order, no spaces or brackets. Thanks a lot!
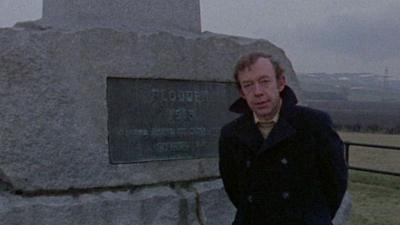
1,0,399,76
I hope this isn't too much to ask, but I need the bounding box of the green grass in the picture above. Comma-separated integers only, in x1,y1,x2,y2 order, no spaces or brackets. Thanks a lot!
338,132,400,225
348,171,400,225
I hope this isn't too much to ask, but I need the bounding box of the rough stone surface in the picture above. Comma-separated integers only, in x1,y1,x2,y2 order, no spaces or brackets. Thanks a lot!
333,192,352,225
0,180,351,225
27,0,201,33
0,27,300,192
175,187,201,225
0,186,181,225
193,180,236,225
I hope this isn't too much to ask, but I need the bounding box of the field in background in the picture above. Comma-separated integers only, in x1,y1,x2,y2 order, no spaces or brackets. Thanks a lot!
340,132,400,174
338,132,400,225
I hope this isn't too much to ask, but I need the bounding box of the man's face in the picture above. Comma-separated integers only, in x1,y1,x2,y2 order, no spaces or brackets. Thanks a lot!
238,58,286,120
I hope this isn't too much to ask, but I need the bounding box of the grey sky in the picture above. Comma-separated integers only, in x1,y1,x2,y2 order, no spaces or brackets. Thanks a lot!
1,0,399,75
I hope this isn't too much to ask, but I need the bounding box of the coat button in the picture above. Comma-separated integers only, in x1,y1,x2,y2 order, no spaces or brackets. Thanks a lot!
248,195,253,203
246,160,251,168
281,158,288,165
282,192,290,200
282,191,290,200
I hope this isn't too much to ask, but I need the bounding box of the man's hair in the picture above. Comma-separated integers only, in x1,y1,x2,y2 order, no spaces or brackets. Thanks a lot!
233,52,284,89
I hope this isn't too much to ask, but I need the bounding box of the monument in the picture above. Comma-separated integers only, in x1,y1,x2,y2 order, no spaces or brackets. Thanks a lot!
0,1,350,224
37,0,201,33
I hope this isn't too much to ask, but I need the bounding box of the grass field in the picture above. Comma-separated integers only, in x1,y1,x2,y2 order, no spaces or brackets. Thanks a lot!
338,132,400,225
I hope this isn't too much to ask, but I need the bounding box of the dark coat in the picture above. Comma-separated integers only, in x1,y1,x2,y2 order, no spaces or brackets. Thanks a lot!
219,86,348,225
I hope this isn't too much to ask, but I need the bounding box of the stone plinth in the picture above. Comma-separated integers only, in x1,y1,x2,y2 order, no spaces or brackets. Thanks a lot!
0,28,300,192
34,0,201,33
0,179,350,225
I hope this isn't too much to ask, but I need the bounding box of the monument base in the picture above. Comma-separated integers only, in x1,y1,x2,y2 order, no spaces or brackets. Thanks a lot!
0,180,350,225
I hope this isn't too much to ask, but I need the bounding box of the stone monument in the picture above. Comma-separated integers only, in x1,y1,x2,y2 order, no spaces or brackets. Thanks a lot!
0,1,350,224
36,0,201,33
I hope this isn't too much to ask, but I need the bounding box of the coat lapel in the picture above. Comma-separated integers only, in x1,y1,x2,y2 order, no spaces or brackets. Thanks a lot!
258,117,296,155
235,114,264,153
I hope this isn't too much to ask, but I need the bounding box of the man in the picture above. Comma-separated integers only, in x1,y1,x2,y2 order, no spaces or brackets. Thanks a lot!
219,52,348,225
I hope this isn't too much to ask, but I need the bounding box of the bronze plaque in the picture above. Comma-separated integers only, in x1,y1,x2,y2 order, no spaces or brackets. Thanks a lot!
107,78,238,163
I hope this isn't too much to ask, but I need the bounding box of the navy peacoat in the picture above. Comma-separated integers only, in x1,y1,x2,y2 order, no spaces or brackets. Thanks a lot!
219,86,348,225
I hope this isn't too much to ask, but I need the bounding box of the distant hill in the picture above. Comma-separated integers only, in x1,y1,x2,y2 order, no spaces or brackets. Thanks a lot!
298,73,400,133
297,72,400,102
